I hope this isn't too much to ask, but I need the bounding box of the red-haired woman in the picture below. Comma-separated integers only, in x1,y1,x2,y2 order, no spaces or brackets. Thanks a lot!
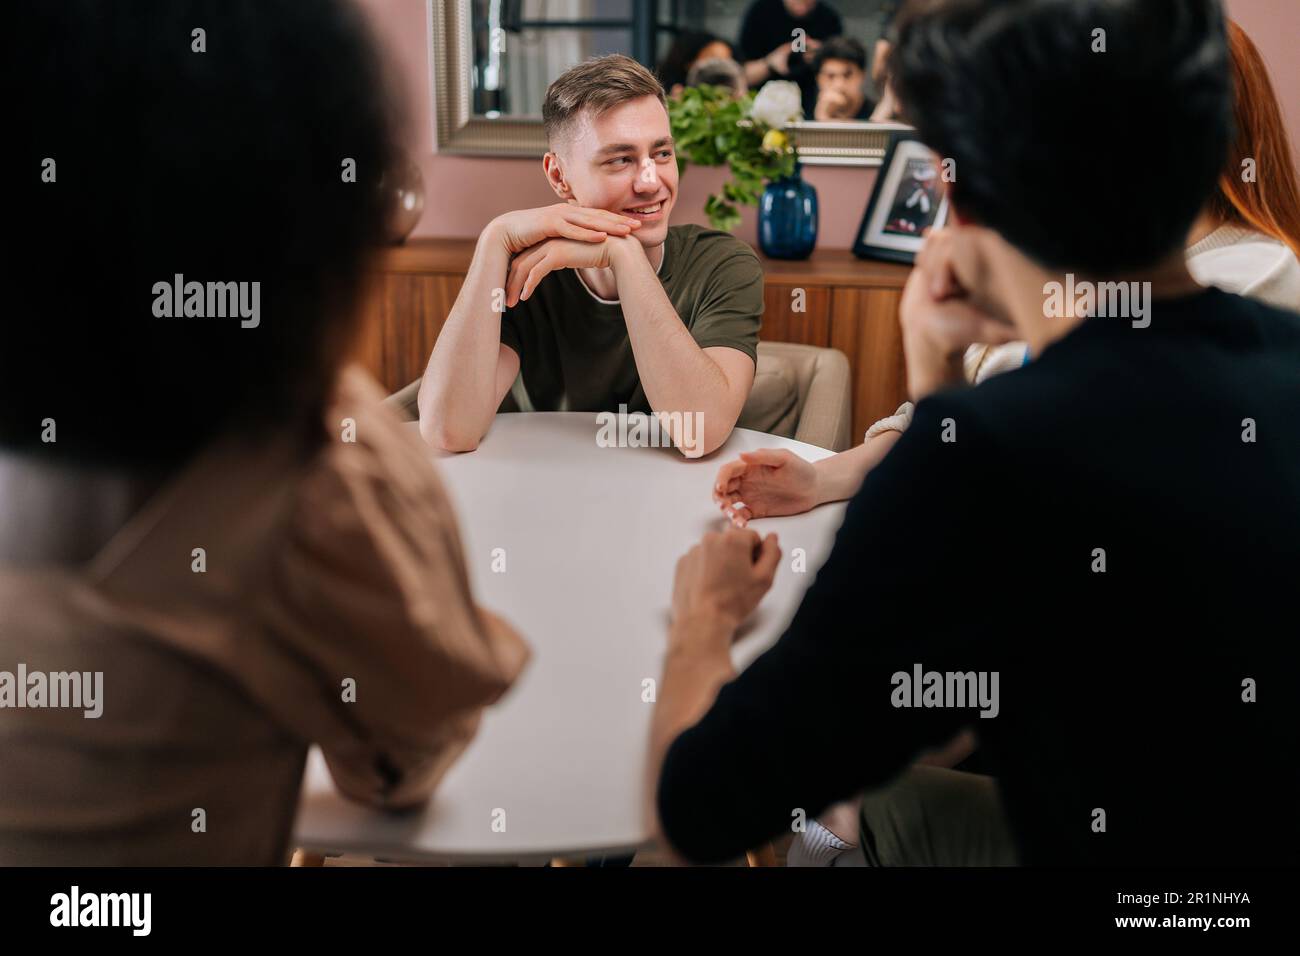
1187,20,1300,309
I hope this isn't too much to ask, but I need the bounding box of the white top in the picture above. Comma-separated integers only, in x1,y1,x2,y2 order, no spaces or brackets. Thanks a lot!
294,413,848,861
1186,223,1300,312
864,343,1028,441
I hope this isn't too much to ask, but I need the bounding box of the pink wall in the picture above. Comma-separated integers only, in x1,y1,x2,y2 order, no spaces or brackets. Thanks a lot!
357,0,1300,248
1227,0,1300,171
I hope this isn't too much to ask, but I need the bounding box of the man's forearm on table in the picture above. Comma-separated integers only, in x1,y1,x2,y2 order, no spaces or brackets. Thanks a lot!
419,228,510,449
611,241,743,456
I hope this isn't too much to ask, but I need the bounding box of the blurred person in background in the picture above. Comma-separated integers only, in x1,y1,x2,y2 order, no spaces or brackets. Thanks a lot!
686,57,749,98
813,36,875,120
738,0,844,116
658,31,737,98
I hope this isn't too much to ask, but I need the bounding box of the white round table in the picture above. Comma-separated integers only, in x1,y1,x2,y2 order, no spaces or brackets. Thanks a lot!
293,412,849,862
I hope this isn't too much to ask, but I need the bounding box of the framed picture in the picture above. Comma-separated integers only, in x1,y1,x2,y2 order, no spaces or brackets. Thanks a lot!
853,132,951,264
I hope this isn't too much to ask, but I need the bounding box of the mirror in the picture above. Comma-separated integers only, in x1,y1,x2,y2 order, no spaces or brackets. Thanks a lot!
435,0,905,164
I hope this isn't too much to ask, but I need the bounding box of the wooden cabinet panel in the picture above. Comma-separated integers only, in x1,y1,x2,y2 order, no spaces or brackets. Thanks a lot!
352,285,386,385
760,283,831,346
383,274,463,392
355,273,464,393
830,287,908,440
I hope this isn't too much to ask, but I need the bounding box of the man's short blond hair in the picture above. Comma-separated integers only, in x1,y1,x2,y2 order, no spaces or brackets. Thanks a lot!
542,54,667,147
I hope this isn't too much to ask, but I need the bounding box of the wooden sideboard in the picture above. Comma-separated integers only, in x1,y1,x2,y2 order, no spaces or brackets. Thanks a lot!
353,239,912,441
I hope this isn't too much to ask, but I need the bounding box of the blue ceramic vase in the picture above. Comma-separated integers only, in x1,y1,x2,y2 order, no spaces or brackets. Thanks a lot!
758,163,818,260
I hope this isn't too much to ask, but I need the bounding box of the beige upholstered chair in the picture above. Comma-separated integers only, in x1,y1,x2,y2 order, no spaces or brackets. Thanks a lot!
734,342,852,451
384,341,853,452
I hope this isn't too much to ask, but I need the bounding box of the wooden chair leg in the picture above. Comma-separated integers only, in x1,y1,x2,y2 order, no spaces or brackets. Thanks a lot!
746,842,780,867
290,848,326,867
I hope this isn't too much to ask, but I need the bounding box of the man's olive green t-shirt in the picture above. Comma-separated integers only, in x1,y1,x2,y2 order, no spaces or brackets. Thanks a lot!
498,224,763,413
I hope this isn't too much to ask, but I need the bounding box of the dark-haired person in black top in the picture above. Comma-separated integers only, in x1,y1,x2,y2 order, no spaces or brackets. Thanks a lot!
651,0,1300,866
738,0,843,117
812,37,875,120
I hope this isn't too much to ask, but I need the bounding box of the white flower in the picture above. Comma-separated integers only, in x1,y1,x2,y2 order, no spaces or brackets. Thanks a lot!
750,80,803,129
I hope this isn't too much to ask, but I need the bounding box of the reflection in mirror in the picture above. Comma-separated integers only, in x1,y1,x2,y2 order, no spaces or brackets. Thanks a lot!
470,0,902,124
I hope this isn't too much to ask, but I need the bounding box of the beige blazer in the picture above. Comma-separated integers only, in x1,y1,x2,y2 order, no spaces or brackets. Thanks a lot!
0,367,529,864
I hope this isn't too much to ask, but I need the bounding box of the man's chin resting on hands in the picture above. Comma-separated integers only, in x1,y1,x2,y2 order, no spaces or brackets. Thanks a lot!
417,55,764,458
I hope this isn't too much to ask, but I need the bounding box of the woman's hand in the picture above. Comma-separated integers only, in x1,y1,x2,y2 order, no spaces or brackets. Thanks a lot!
712,448,820,527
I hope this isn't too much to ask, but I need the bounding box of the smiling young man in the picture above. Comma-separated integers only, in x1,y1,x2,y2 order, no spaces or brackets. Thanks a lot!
418,55,763,457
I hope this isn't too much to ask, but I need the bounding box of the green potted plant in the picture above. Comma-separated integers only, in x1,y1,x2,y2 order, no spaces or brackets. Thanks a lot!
668,80,803,232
